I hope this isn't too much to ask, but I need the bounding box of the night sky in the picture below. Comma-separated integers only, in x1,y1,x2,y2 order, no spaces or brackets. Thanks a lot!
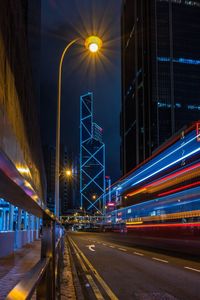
40,0,122,181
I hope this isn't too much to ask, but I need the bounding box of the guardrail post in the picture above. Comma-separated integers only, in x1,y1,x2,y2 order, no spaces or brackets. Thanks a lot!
56,239,61,299
55,226,65,299
52,220,56,298
36,213,56,300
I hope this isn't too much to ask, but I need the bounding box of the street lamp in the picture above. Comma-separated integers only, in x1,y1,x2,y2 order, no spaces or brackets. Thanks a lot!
65,169,72,177
85,36,102,53
55,36,102,217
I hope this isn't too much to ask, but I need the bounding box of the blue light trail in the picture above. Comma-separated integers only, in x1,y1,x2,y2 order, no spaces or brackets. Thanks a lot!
157,56,200,65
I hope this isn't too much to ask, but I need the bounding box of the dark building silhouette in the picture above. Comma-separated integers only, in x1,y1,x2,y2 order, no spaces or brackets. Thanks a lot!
43,146,55,213
121,0,200,174
27,0,41,106
43,145,79,215
60,146,79,215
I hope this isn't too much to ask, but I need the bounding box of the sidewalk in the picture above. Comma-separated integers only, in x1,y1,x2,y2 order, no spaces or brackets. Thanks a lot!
0,240,40,300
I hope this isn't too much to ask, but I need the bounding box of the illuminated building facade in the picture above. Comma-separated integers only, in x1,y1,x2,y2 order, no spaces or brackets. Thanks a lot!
121,0,200,174
80,93,105,213
0,1,44,256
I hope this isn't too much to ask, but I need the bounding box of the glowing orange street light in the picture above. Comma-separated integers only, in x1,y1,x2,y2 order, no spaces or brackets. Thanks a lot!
85,36,102,53
65,169,72,177
55,35,102,217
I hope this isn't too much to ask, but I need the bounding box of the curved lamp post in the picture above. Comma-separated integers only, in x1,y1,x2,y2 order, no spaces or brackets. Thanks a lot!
55,35,102,217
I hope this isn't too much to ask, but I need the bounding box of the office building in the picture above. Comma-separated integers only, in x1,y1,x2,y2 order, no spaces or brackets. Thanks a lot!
43,145,79,215
60,146,79,215
80,93,105,212
121,0,200,174
43,146,56,213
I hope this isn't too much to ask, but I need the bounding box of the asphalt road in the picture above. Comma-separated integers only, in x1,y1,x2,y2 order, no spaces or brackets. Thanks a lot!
68,232,200,300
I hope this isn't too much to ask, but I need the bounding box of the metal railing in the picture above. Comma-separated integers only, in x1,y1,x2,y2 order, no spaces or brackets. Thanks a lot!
6,214,65,300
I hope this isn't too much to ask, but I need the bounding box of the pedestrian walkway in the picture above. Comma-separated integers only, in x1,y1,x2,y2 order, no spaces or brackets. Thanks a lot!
0,240,40,300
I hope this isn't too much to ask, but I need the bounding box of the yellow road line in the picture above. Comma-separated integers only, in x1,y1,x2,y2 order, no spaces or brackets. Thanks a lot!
69,237,119,300
73,244,88,272
70,239,105,299
86,274,105,300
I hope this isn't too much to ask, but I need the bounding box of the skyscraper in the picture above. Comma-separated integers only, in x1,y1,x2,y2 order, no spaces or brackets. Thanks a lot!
121,0,200,174
43,145,78,215
60,146,79,215
80,93,105,212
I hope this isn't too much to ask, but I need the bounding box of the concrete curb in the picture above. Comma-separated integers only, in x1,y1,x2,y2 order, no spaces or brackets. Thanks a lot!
61,237,84,300
68,239,85,300
61,239,77,300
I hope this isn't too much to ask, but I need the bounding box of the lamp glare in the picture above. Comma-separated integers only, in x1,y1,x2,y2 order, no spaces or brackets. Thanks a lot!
66,169,72,176
89,43,98,53
85,36,102,53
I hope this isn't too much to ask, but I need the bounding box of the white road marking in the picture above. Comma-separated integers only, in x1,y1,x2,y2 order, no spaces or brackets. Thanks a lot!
109,245,115,248
184,266,200,273
134,252,144,256
87,244,96,252
103,243,107,246
152,257,168,263
118,248,127,252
